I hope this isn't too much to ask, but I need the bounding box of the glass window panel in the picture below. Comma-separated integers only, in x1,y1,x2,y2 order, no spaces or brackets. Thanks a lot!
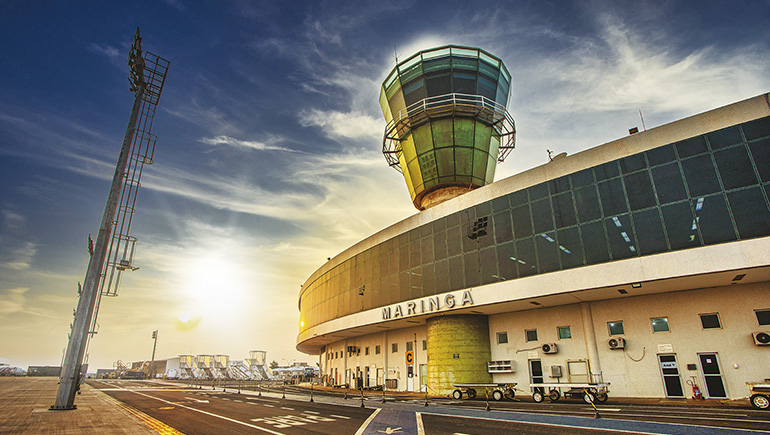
409,239,421,268
515,237,538,277
595,161,620,181
605,214,637,260
455,147,473,178
714,146,758,190
413,124,434,154
632,209,668,255
474,123,491,153
525,329,538,342
454,118,475,147
496,332,508,344
477,76,497,100
422,55,450,72
557,227,583,269
708,126,743,150
598,178,628,216
742,116,770,141
434,259,449,293
646,144,676,167
620,154,647,174
478,60,499,81
536,232,560,273
475,201,492,217
496,242,518,280
581,221,610,264
451,56,478,71
446,211,461,228
432,119,454,148
528,183,549,201
531,198,554,234
727,187,770,239
651,317,670,333
479,246,498,284
463,251,481,287
651,162,687,204
681,155,721,197
756,309,770,326
473,149,488,181
700,313,721,329
446,225,462,257
511,204,533,238
426,73,451,97
399,244,409,271
448,255,464,290
662,201,701,250
552,192,577,228
549,176,570,195
571,168,594,188
676,136,708,158
693,194,736,245
453,72,477,94
403,79,427,107
749,138,770,182
493,211,513,244
436,147,454,178
624,171,656,211
574,185,602,222
608,321,624,335
409,266,422,299
433,230,447,260
558,326,572,339
492,195,509,212
509,189,529,207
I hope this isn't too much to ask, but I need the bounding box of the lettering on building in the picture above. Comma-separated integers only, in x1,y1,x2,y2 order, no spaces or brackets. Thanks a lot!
381,290,474,320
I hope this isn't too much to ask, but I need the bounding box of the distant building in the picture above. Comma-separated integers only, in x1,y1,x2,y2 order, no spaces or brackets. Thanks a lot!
27,366,63,377
296,44,770,401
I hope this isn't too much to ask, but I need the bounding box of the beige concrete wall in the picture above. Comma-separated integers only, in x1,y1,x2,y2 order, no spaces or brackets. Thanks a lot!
489,282,770,398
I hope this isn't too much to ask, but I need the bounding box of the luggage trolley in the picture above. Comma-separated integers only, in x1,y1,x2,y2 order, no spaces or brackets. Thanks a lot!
748,382,770,410
452,383,518,401
531,359,610,404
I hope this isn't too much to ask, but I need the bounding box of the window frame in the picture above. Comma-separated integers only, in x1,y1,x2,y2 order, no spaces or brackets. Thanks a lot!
756,309,770,326
699,313,722,330
525,329,538,342
392,343,398,353
557,326,572,340
496,331,509,344
651,317,670,333
608,321,625,336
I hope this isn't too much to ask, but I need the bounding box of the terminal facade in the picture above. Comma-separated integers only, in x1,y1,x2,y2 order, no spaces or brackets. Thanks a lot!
296,46,770,399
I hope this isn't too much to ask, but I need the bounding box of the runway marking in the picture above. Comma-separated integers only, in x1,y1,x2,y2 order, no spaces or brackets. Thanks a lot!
263,404,275,407
281,407,294,410
251,413,336,429
121,389,286,435
416,412,425,435
304,410,320,414
353,408,381,435
330,414,351,419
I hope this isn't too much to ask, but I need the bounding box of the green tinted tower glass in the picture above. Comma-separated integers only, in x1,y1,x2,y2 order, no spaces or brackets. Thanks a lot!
380,45,516,210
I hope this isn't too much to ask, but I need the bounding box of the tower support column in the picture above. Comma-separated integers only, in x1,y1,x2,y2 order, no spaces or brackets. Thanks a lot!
426,314,491,396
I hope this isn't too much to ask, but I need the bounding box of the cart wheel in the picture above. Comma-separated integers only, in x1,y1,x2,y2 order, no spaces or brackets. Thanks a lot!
583,391,596,404
548,389,561,402
532,391,544,403
452,389,463,400
595,392,608,403
467,388,477,399
751,394,770,410
504,388,515,400
492,390,504,401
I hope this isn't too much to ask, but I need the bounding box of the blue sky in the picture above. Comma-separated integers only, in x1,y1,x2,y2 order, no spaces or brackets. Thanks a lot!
1,0,768,370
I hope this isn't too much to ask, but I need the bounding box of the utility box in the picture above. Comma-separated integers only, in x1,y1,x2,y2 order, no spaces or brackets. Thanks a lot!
551,365,563,378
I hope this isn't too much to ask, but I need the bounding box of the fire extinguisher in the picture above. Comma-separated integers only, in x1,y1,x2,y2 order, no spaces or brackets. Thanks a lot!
687,378,703,400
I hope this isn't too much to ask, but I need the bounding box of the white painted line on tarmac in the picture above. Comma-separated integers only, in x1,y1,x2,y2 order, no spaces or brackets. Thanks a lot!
304,410,320,414
353,408,381,435
126,389,286,435
330,414,351,419
263,404,275,408
416,412,425,435
281,407,294,410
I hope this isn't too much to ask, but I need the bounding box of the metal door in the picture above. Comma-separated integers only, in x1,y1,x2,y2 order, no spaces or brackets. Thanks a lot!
529,360,544,394
406,365,414,392
698,353,727,398
657,354,684,397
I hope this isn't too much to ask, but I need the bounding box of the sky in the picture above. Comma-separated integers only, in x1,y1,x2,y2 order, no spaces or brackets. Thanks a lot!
1,0,768,371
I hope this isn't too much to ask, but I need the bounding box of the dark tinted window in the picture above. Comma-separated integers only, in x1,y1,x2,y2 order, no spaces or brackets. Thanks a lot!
448,255,464,289
581,221,610,264
652,163,687,204
531,199,554,234
647,144,676,167
708,126,743,150
433,230,447,260
552,192,577,228
620,154,646,173
693,195,736,244
509,189,528,207
446,226,462,257
749,138,770,182
557,227,583,269
757,309,770,326
728,187,770,239
624,171,656,211
605,215,637,260
571,168,594,187
493,211,513,244
681,155,721,197
633,209,668,255
479,247,498,283
496,242,517,280
529,183,549,201
464,251,481,287
714,146,758,190
700,313,721,329
595,161,620,181
491,195,509,212
662,202,701,250
549,176,570,195
574,185,602,222
598,178,628,216
676,136,708,158
512,204,533,238
536,233,560,273
515,237,537,276
742,116,770,141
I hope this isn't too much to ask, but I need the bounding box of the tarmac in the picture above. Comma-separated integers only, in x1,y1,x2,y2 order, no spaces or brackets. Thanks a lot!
0,377,756,434
0,377,175,434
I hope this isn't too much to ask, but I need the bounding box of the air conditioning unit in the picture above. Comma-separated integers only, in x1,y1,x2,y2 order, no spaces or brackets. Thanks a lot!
753,332,770,346
541,343,558,354
608,337,626,349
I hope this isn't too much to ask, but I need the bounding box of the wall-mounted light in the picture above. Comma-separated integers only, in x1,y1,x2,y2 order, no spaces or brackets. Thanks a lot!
631,283,642,288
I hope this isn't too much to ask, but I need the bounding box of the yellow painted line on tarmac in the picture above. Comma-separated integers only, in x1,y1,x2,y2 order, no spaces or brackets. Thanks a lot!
101,392,185,435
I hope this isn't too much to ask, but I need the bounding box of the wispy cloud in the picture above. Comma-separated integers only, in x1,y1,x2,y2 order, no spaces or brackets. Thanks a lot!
0,288,29,317
199,135,297,152
89,43,121,59
298,109,382,141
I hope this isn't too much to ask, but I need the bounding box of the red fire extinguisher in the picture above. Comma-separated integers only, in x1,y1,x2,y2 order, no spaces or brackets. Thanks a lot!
687,378,703,400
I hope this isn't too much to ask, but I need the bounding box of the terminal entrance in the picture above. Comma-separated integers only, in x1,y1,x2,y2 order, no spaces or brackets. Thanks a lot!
699,353,727,398
657,354,684,397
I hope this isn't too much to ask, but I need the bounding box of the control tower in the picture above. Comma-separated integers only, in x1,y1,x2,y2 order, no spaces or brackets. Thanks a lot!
380,45,515,210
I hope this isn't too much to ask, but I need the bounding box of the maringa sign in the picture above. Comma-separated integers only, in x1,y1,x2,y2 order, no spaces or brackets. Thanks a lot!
381,290,474,320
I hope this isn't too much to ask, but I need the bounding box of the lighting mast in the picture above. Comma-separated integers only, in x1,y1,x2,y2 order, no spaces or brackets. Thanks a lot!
52,28,169,410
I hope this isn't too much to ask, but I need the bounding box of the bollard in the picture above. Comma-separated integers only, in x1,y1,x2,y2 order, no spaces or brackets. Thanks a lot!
382,388,386,403
344,390,348,400
360,388,365,408
282,385,286,399
310,382,314,403
424,388,429,407
485,387,490,411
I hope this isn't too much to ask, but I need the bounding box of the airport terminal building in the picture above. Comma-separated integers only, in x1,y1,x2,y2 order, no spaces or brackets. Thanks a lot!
296,46,770,400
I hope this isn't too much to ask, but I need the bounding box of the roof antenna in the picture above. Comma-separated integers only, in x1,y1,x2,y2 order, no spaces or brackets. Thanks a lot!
393,46,399,65
639,109,647,131
547,149,554,162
